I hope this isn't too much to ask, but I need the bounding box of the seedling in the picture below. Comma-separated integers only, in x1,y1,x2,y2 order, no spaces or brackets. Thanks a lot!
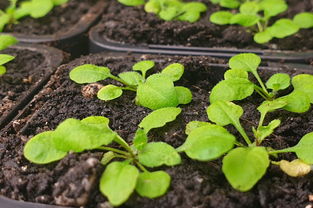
0,34,18,75
209,0,313,43
0,0,69,31
118,0,207,23
24,107,182,206
178,100,313,191
210,53,313,114
70,60,193,110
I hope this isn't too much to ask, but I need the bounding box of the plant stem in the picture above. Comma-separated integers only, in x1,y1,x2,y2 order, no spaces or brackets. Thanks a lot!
268,147,295,155
121,87,136,92
235,141,245,147
257,21,263,32
97,146,130,156
234,123,252,145
135,161,148,172
114,135,136,157
252,72,270,96
254,85,270,100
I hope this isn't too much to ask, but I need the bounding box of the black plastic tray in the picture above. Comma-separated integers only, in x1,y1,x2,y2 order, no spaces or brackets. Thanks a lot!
89,24,313,64
0,43,64,129
1,0,106,58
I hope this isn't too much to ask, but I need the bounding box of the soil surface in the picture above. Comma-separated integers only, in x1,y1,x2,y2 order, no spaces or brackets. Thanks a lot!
4,0,97,35
1,54,313,208
0,48,45,120
99,0,313,51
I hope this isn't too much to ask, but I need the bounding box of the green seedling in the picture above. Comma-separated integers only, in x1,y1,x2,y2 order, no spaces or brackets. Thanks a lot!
0,34,18,75
0,0,69,32
178,100,313,191
24,107,182,206
118,0,207,23
70,60,192,110
210,53,313,114
209,0,313,43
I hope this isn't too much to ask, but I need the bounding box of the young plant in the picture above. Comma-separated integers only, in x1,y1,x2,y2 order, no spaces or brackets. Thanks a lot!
23,107,182,206
209,0,313,44
210,53,313,114
118,0,207,23
0,34,18,75
178,100,313,191
0,0,69,31
69,60,193,110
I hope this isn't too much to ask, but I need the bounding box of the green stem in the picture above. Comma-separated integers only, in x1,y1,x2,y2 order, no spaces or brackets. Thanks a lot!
135,161,149,172
252,72,270,96
109,75,136,89
97,146,130,156
114,135,135,157
234,122,252,145
268,147,295,155
235,141,245,147
257,21,263,32
121,87,136,92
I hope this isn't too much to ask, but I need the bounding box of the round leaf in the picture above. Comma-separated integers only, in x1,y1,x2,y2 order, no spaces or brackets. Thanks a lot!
292,74,313,103
293,12,313,29
81,116,110,129
293,132,313,164
0,54,15,65
182,125,236,161
259,0,288,18
23,131,67,164
224,69,248,80
210,11,233,25
207,101,243,126
139,107,181,133
132,60,155,77
30,0,54,18
266,73,290,91
136,74,179,110
230,14,260,27
118,71,144,86
0,66,6,75
118,0,144,6
69,64,111,84
268,19,299,39
254,30,273,44
135,171,171,198
220,0,240,9
97,85,123,101
239,2,259,15
278,90,311,113
100,162,139,206
0,35,18,51
161,63,184,82
138,142,181,168
222,147,270,191
229,53,261,73
185,121,212,135
175,86,192,105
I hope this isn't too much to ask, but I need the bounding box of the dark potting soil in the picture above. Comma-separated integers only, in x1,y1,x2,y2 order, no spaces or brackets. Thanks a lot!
4,0,97,35
0,48,45,119
99,0,313,51
1,54,313,208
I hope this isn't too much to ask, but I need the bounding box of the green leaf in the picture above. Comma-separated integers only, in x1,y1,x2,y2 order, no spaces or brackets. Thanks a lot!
257,100,287,116
135,171,171,198
100,151,115,165
23,131,67,164
220,0,240,9
254,30,273,44
161,63,184,82
133,128,148,151
266,73,290,91
100,162,139,206
53,118,116,152
175,86,192,105
52,0,68,5
279,159,311,177
278,90,311,113
0,54,15,65
207,101,243,126
224,69,248,80
81,116,110,130
210,11,233,25
97,85,123,101
181,125,235,161
230,14,260,27
145,0,161,13
13,1,32,19
0,13,10,32
185,121,212,135
268,19,299,39
239,2,259,15
209,78,254,103
259,0,288,18
132,60,155,78
292,132,313,164
136,74,179,110
139,107,181,133
118,0,145,6
118,71,144,86
178,2,207,23
0,66,6,75
293,12,313,29
0,35,18,50
253,119,281,142
138,142,181,167
159,6,179,21
292,74,313,103
229,53,261,74
222,147,270,191
69,64,111,84
30,0,54,18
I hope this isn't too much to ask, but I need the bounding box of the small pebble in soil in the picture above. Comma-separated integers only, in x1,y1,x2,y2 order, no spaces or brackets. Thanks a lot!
81,83,103,98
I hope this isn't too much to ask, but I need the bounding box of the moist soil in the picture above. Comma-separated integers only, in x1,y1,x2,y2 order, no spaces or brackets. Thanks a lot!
1,54,313,208
0,48,45,120
3,0,97,35
99,0,313,51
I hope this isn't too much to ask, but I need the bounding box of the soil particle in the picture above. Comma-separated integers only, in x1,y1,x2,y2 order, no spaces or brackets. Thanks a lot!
99,0,313,50
1,54,313,208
